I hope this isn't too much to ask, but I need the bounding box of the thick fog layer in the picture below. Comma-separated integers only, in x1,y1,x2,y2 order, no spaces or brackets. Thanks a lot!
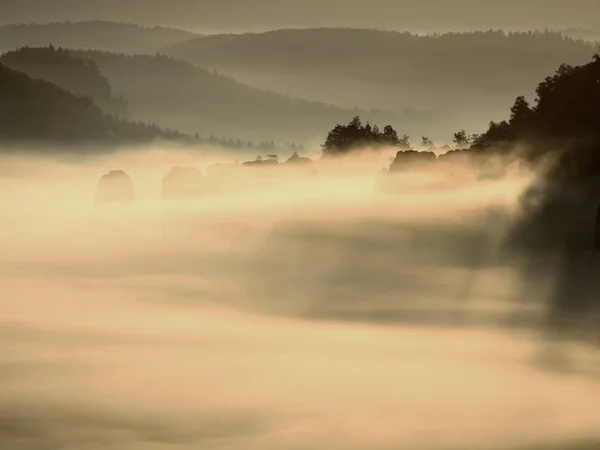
1,147,600,450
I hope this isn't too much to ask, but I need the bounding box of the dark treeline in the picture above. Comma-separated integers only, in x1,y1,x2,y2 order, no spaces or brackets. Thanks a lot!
323,53,600,180
0,21,197,54
0,62,193,148
471,54,600,179
1,46,128,117
0,61,303,153
0,45,383,143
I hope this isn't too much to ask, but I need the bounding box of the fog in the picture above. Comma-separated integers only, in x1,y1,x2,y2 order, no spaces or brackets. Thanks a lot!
1,146,600,450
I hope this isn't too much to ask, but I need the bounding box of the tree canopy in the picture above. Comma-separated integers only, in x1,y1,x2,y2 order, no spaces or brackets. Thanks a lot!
472,54,600,178
322,116,410,156
1,46,127,117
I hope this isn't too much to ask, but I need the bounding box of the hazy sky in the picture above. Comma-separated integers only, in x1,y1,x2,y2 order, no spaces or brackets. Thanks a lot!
1,0,599,33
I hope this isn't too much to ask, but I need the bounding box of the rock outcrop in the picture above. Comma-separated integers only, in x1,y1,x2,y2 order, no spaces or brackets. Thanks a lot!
95,170,134,203
162,166,204,200
388,150,436,173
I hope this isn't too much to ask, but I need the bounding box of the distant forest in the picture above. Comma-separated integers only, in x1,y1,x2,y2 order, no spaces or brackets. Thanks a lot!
2,24,594,141
1,34,599,177
0,63,186,147
165,28,596,138
0,58,305,153
1,46,127,117
165,29,595,90
0,45,390,143
0,21,197,54
1,0,598,33
58,47,394,143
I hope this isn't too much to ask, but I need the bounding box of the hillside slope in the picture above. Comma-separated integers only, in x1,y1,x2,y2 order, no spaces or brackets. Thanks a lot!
1,46,127,116
164,29,596,137
0,63,186,148
0,21,197,54
72,51,408,143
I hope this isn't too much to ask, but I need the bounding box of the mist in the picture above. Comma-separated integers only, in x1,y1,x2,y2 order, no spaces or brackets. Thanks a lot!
1,145,600,450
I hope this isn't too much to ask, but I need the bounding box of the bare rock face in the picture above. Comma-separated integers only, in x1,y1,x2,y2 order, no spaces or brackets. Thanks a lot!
162,167,204,200
95,170,135,203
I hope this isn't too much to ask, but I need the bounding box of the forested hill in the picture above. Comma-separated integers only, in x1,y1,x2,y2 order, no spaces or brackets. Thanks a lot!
69,50,401,143
1,46,127,117
0,21,198,54
0,63,186,148
164,28,596,139
165,29,595,91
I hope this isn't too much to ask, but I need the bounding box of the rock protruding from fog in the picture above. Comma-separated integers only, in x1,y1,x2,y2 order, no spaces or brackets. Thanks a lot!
285,152,313,166
162,166,204,200
95,170,135,203
388,150,437,173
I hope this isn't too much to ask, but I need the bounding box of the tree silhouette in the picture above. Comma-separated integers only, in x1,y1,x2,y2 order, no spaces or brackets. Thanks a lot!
472,54,600,178
322,116,405,156
453,130,469,148
398,134,411,150
421,136,434,149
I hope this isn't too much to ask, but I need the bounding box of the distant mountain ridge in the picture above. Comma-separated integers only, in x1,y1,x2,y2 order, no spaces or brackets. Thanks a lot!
163,28,596,139
164,28,595,89
0,20,198,54
1,0,599,33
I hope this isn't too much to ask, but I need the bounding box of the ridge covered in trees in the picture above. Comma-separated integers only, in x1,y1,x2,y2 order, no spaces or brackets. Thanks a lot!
1,46,127,117
0,21,197,54
0,63,186,147
68,50,388,143
165,28,595,94
0,62,306,153
165,28,596,140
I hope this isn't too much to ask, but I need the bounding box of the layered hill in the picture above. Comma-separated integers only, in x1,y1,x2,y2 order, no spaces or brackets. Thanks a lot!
70,50,406,143
166,29,594,88
164,28,597,138
1,46,127,117
0,63,186,148
0,21,197,54
1,0,599,33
